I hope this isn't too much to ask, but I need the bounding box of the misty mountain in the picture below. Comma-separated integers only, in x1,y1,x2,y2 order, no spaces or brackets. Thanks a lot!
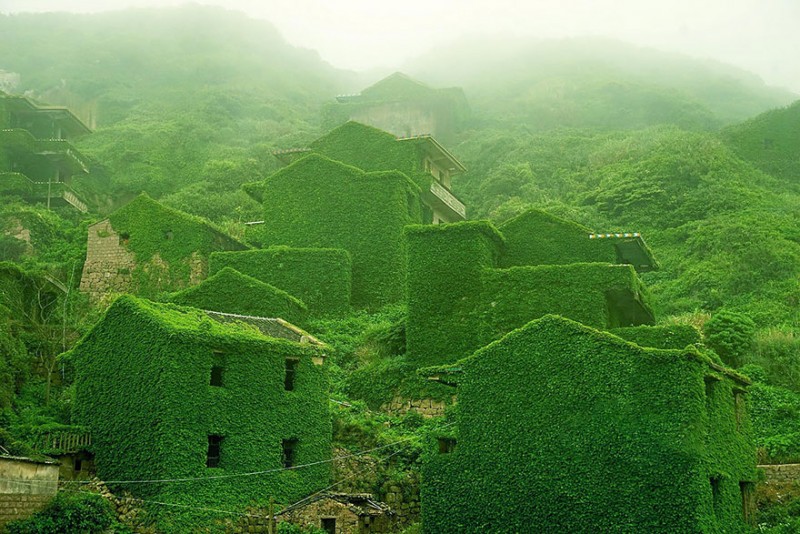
405,36,797,130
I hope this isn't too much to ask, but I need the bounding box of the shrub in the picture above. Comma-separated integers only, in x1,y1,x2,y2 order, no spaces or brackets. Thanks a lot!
5,492,116,534
704,309,756,368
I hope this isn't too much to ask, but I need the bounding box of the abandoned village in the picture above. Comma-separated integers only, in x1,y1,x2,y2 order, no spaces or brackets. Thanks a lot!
0,72,763,533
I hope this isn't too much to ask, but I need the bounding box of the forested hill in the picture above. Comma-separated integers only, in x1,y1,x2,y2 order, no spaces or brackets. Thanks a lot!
405,36,797,130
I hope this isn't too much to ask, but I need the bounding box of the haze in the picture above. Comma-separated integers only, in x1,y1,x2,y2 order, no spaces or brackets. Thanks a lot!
2,0,799,93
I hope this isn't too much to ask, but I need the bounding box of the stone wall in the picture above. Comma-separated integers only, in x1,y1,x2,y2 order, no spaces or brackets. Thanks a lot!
0,456,59,529
79,219,136,301
0,494,53,527
381,396,451,418
759,463,800,483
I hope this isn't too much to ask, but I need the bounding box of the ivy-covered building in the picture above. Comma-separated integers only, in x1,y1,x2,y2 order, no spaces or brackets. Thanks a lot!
79,194,248,301
420,315,756,533
330,72,470,142
245,121,468,310
0,93,91,212
405,209,658,367
67,295,331,512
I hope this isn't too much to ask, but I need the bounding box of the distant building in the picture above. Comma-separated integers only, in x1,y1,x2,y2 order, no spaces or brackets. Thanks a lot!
67,295,332,508
278,492,395,534
420,315,756,533
0,93,91,212
333,72,469,142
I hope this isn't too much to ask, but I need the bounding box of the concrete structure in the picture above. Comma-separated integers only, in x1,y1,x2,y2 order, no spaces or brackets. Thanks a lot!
0,455,59,528
0,93,91,212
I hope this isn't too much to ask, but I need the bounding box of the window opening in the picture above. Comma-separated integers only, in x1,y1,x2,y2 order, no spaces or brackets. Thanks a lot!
207,435,223,468
284,359,298,391
438,437,457,454
74,457,82,472
321,518,336,534
710,476,722,515
119,232,130,246
211,351,224,387
282,438,298,468
734,390,746,431
164,229,173,240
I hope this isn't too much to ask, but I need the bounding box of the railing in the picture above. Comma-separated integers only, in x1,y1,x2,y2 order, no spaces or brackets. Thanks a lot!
62,189,88,212
37,431,92,453
430,180,466,219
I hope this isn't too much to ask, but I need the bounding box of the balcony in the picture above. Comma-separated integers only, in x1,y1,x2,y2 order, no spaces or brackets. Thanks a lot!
425,180,466,221
0,172,88,212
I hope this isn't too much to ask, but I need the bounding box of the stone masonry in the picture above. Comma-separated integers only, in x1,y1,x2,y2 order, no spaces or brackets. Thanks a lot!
79,219,136,301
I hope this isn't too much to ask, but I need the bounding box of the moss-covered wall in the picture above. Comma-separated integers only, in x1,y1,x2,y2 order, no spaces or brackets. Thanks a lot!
167,267,309,327
405,222,504,367
210,246,351,318
104,194,247,297
70,296,331,529
498,209,618,267
404,222,654,368
421,315,755,533
479,263,654,341
245,154,421,310
610,324,701,350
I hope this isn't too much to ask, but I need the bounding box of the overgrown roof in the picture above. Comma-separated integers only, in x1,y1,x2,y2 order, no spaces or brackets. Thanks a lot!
420,314,749,386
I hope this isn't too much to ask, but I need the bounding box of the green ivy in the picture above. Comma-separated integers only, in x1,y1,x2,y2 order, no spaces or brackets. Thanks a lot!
210,246,352,318
244,153,421,310
168,267,308,327
420,315,755,533
107,194,247,297
66,295,331,532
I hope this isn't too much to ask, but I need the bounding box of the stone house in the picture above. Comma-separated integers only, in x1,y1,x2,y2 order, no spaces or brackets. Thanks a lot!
277,492,394,534
419,315,756,533
0,93,91,212
65,295,332,511
79,194,248,301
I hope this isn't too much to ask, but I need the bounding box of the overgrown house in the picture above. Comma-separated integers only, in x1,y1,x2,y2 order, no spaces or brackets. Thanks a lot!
0,93,91,212
399,208,756,532
66,295,331,509
243,121,467,310
79,194,248,301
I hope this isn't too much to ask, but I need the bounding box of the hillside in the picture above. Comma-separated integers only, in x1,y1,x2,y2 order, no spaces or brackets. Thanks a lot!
722,100,800,187
406,36,797,130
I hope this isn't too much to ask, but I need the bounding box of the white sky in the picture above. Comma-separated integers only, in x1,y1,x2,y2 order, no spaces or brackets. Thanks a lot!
2,0,799,92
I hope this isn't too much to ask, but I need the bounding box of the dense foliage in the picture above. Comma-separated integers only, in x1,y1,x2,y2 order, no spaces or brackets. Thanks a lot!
421,316,754,533
210,246,352,318
168,267,309,326
67,296,331,531
245,153,421,309
5,491,117,534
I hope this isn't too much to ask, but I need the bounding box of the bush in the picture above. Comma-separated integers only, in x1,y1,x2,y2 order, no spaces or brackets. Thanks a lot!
5,491,116,534
703,309,756,368
749,328,800,392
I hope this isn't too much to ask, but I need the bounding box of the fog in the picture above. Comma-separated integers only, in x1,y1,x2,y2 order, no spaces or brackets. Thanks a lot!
2,0,799,92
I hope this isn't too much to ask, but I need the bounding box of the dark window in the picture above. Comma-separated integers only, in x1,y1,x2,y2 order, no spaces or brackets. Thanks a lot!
704,376,718,402
710,476,722,515
321,518,336,534
284,359,298,391
207,435,223,468
282,438,298,468
211,351,225,387
740,481,754,525
438,437,457,454
210,365,223,386
164,230,173,240
74,457,82,472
